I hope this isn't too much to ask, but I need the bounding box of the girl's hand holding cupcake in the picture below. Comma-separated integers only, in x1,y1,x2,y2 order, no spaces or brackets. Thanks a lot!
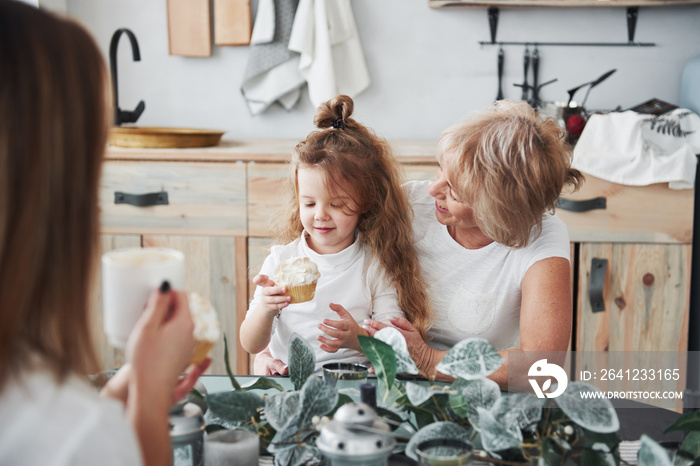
253,274,291,316
318,303,368,352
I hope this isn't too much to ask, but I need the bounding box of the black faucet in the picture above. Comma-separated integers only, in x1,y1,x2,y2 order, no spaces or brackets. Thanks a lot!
109,28,145,126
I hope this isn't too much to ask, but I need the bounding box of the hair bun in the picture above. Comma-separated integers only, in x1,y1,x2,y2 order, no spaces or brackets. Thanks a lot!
314,94,354,130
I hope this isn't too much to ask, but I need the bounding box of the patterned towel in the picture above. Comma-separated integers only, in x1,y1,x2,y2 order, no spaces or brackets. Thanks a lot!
572,109,700,189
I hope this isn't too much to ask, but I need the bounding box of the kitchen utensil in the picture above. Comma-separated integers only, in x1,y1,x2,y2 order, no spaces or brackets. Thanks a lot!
531,47,540,107
496,47,504,100
317,403,396,466
167,0,212,57
323,363,369,392
522,46,530,101
108,126,225,148
415,439,473,466
170,401,205,466
580,68,617,108
102,248,184,349
205,430,259,466
566,68,617,106
214,0,252,46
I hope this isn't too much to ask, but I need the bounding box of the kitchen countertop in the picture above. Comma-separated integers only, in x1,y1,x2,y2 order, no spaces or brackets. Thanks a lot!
105,138,440,164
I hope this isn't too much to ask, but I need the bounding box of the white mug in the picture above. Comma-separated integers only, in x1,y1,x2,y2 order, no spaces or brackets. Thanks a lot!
102,247,185,349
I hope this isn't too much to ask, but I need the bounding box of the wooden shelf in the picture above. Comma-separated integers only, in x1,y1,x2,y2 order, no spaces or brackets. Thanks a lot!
430,0,700,7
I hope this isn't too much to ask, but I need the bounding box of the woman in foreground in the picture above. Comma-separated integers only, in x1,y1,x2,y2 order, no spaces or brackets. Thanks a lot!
0,2,208,464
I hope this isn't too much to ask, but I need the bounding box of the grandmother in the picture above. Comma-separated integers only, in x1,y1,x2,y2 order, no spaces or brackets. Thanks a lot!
257,100,582,389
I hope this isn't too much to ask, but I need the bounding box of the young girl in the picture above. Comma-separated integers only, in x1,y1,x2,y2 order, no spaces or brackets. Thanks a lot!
240,95,432,373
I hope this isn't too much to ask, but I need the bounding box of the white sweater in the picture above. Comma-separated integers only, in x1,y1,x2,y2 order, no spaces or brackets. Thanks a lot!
406,180,571,351
248,234,404,372
0,367,141,466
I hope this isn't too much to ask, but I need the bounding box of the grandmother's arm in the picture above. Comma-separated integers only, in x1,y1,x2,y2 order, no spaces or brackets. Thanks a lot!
488,256,573,390
367,256,572,389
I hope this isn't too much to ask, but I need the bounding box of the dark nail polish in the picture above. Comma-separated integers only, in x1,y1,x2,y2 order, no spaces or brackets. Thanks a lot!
160,281,171,293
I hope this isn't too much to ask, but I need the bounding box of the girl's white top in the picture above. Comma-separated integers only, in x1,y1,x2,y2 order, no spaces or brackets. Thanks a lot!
406,180,571,351
248,234,404,372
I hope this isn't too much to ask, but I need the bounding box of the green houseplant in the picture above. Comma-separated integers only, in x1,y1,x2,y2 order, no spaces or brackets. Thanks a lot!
200,329,700,466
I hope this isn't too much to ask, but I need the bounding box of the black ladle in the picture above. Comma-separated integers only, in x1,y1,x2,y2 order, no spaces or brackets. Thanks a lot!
521,47,530,101
566,68,617,106
496,47,504,100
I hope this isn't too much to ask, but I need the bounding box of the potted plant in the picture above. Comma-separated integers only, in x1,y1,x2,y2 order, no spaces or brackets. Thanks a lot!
200,330,700,465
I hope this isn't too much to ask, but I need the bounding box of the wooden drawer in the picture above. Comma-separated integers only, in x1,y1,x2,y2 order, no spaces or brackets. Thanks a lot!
558,173,693,244
100,161,247,235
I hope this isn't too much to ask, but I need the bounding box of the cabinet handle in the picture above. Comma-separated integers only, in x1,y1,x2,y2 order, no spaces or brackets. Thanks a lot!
589,258,608,313
114,191,169,207
557,197,606,212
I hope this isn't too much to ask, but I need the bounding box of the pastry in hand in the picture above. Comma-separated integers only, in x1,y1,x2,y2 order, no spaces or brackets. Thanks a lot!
188,292,220,364
273,257,321,304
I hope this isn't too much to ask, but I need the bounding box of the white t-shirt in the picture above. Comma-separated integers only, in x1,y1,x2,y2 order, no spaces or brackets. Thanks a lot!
406,180,571,351
0,367,142,466
248,234,404,372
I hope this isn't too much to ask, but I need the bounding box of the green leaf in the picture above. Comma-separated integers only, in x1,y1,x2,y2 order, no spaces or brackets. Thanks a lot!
404,421,471,461
553,382,619,433
664,410,700,434
405,403,439,429
265,391,302,432
267,420,316,454
288,333,315,391
581,428,621,461
223,334,243,391
206,391,263,424
638,434,673,466
436,338,504,380
492,393,543,433
472,407,522,454
680,430,700,457
358,335,397,401
297,376,339,427
374,327,419,374
582,442,617,466
243,376,285,392
454,378,501,424
449,394,469,419
406,382,438,406
273,445,324,466
541,437,565,465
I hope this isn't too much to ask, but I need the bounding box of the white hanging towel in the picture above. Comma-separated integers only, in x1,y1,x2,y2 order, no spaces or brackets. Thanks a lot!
288,0,371,108
571,109,700,189
241,0,305,115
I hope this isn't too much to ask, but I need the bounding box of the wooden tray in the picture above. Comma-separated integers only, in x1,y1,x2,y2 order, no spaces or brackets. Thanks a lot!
108,127,225,149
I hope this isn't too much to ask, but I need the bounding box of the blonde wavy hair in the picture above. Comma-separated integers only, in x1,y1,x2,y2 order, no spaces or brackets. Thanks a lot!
276,95,433,336
439,100,584,248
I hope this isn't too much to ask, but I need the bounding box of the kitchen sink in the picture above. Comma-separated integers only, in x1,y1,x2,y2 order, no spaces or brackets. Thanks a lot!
108,126,225,149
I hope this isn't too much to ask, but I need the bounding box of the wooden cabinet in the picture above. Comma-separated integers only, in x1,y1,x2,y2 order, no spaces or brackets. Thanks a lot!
94,160,248,375
559,175,693,411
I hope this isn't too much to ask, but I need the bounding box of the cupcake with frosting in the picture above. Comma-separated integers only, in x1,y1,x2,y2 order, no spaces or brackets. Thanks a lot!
274,257,321,303
188,292,220,364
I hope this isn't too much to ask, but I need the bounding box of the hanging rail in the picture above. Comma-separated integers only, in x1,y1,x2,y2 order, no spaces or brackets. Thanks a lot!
480,6,656,47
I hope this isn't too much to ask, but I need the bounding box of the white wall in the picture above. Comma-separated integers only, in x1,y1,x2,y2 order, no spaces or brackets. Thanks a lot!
66,0,700,140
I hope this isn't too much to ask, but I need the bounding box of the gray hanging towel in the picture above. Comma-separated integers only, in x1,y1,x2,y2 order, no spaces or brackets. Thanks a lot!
241,0,304,115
